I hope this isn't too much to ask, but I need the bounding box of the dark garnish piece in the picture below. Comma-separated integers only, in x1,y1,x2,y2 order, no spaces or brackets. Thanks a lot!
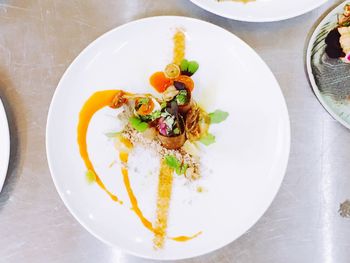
325,28,345,58
174,81,186,90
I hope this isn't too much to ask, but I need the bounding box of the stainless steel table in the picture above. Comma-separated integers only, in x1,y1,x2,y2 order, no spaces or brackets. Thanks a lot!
0,0,348,262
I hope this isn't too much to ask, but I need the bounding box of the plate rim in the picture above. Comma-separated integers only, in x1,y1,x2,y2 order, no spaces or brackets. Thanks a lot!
190,0,328,22
306,1,350,130
0,98,10,193
46,15,291,260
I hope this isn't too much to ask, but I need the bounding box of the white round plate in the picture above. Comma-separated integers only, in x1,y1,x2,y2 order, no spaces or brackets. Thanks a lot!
0,98,10,192
46,16,290,260
307,1,350,130
190,0,327,22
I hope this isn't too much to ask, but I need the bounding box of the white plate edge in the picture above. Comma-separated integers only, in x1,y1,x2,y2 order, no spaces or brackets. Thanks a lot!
190,0,328,22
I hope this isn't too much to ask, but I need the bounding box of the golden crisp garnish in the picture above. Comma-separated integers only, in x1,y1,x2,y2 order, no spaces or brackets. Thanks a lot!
173,30,185,65
153,161,174,249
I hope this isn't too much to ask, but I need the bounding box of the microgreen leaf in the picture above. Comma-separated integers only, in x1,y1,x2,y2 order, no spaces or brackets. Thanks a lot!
129,116,148,132
86,170,96,184
188,61,199,74
199,133,216,146
164,155,180,169
209,110,229,124
180,59,189,72
164,155,187,175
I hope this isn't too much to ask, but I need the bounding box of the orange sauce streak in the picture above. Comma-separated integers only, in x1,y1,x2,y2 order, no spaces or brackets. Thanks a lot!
171,231,202,242
121,160,155,233
77,90,123,203
119,152,129,163
153,161,174,249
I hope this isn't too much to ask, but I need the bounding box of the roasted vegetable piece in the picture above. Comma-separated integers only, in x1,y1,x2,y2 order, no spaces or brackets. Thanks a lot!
110,90,128,108
150,72,172,93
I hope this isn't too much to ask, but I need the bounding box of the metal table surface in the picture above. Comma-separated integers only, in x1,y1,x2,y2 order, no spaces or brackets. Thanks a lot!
0,0,349,262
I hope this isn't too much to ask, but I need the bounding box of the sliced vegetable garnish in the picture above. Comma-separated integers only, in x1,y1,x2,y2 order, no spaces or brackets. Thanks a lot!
105,131,122,138
150,72,172,93
129,116,148,132
165,63,181,79
164,154,188,175
199,133,216,146
209,110,229,124
86,170,96,184
135,97,154,116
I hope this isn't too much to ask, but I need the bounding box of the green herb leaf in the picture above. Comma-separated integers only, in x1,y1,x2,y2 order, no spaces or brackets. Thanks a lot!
209,110,229,124
164,155,187,175
129,116,148,132
200,133,216,146
165,155,180,170
180,59,189,72
160,101,167,109
188,61,199,74
105,131,121,138
86,170,96,184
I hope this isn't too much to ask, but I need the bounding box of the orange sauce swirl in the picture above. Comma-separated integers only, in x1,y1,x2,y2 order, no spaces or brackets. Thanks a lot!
77,90,123,203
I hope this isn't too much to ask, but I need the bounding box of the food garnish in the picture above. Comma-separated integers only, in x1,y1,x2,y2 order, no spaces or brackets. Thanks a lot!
209,109,229,124
325,4,350,63
77,29,229,249
199,132,216,146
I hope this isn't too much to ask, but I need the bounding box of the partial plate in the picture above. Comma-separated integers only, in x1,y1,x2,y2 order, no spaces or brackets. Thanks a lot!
190,0,327,22
46,16,290,260
0,98,10,192
307,1,350,129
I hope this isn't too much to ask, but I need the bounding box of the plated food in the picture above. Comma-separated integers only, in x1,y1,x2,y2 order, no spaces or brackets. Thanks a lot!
77,29,228,249
307,2,350,129
46,16,290,260
189,0,327,22
0,98,9,192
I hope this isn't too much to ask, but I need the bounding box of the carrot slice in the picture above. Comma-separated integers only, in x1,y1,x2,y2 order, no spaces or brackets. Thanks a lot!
150,72,172,93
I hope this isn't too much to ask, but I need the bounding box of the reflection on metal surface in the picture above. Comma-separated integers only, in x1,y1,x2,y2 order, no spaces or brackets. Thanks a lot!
339,200,350,218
